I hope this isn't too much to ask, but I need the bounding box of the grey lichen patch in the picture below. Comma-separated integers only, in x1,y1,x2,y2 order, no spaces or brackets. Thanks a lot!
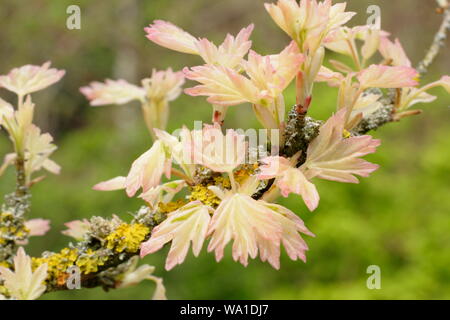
352,104,394,135
96,257,135,289
193,166,221,185
133,205,166,226
0,191,31,264
283,107,322,161
89,215,123,240
250,179,269,200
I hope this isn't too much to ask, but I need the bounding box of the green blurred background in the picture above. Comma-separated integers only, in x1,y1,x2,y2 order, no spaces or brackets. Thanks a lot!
0,0,449,299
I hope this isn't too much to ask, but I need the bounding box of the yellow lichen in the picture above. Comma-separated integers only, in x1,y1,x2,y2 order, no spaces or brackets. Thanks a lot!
32,246,112,281
158,199,188,214
189,184,222,207
234,163,258,184
32,248,79,281
105,223,150,253
213,176,231,189
189,166,259,207
75,249,108,274
0,211,30,244
0,285,8,297
188,175,231,207
0,212,13,219
31,223,150,283
343,129,351,138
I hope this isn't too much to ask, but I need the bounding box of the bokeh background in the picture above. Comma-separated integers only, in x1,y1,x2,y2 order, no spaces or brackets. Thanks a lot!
0,0,449,299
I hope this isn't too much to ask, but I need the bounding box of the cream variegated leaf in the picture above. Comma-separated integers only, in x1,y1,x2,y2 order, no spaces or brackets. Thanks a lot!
207,192,282,267
0,62,65,96
302,108,380,183
140,201,212,270
0,248,48,300
80,79,146,106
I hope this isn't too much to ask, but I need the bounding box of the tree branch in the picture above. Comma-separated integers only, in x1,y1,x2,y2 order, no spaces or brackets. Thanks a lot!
0,153,31,265
416,3,450,76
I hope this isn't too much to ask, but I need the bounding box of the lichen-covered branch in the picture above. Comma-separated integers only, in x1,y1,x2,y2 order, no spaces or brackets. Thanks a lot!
36,207,165,292
0,155,31,266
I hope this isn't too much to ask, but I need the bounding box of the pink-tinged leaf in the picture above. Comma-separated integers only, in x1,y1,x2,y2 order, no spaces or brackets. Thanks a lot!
357,65,419,89
258,156,320,211
399,75,450,110
276,167,320,211
195,38,219,66
328,2,356,31
440,75,450,93
323,29,354,56
265,0,355,52
264,203,314,265
264,0,299,38
25,219,50,237
145,20,199,55
302,108,381,183
379,37,411,67
184,65,259,106
196,24,254,69
61,219,91,241
219,24,254,59
315,66,345,87
92,176,126,191
243,41,304,99
80,79,145,106
142,68,185,102
125,140,169,197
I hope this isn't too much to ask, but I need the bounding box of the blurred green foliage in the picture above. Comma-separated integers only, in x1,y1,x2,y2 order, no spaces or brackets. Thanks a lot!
0,0,449,299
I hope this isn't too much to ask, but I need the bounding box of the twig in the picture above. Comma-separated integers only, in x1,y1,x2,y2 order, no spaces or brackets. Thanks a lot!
0,94,31,263
14,157,28,200
416,5,450,76
358,4,449,134
0,156,31,264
